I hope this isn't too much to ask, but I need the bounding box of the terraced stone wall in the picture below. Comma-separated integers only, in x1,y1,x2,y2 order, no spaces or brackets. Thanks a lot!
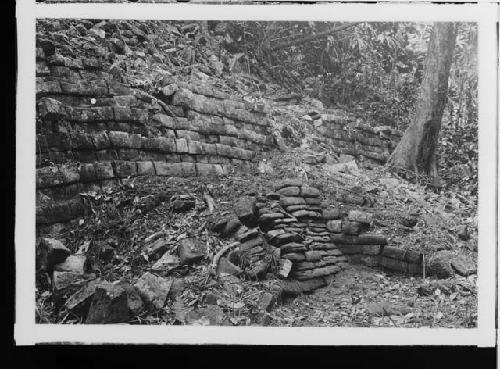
35,42,273,225
316,113,403,165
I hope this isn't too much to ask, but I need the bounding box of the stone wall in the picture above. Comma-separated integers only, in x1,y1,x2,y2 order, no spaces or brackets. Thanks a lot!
36,42,273,225
316,112,403,165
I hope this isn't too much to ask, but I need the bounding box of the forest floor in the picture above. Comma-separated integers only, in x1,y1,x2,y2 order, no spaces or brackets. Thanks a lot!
37,145,478,327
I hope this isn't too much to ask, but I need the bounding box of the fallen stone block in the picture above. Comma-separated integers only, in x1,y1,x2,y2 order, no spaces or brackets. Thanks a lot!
216,257,243,276
53,254,88,275
178,238,207,265
134,272,173,310
341,221,370,235
36,238,71,272
347,210,373,224
451,255,476,276
427,251,455,279
171,195,195,213
85,283,129,324
234,196,258,227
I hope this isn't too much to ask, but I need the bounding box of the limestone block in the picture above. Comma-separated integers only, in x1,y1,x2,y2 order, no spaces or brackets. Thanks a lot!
107,80,132,95
155,137,175,153
180,162,197,176
136,161,156,176
118,149,140,161
152,113,175,129
69,107,114,122
113,160,137,178
176,138,189,153
187,140,203,155
108,131,133,148
36,78,62,95
154,162,183,177
60,80,108,96
215,144,232,157
96,149,118,162
94,162,115,180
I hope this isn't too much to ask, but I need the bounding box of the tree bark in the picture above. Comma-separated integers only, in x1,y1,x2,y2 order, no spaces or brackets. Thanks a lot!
269,22,361,51
387,23,456,177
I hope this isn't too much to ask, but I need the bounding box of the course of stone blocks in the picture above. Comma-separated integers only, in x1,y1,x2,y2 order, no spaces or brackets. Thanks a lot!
213,178,423,291
317,112,403,165
35,38,273,225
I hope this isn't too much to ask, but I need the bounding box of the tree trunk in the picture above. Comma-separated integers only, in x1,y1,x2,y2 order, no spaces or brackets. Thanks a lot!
387,23,456,177
269,22,361,51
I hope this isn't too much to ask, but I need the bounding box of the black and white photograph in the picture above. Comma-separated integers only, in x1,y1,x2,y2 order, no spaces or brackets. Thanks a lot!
15,1,497,345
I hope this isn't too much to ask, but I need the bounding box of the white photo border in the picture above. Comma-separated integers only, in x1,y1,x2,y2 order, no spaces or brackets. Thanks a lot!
15,0,498,346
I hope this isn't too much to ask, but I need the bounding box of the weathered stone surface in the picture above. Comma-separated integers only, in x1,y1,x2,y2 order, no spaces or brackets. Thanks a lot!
281,252,305,261
288,206,315,216
136,161,156,176
113,160,137,178
85,283,129,324
304,197,322,206
278,258,292,278
147,238,170,259
237,228,259,243
216,257,243,276
53,254,87,274
427,251,455,279
272,233,302,247
347,210,373,224
280,197,306,207
258,212,284,228
258,292,276,312
239,236,264,252
171,198,195,214
234,196,258,227
280,278,326,295
245,258,270,279
399,214,418,228
301,186,321,198
278,186,300,197
456,225,470,241
305,251,323,262
291,209,320,219
154,162,184,177
326,220,342,233
293,265,340,280
51,271,84,295
65,278,106,315
330,233,388,245
280,242,307,254
341,221,370,235
337,244,382,256
274,178,303,190
451,256,476,276
221,218,242,238
36,197,87,225
37,97,69,120
152,252,180,272
185,305,225,326
134,272,173,309
36,238,71,272
178,238,206,264
379,256,410,274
